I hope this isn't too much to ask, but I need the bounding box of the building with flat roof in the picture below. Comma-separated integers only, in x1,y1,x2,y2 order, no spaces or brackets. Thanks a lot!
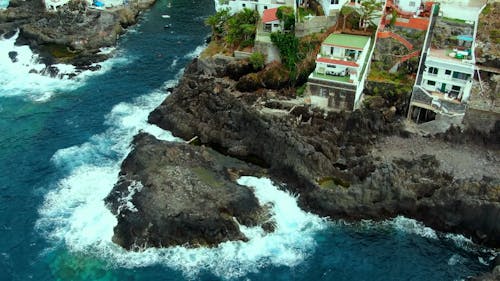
216,0,295,15
306,33,372,110
408,2,482,122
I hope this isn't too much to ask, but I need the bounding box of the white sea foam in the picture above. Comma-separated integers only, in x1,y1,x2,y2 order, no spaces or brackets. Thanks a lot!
0,31,128,102
184,44,206,59
37,74,327,279
389,216,439,239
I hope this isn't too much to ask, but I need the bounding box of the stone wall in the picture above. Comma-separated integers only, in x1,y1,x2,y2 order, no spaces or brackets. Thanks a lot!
295,16,337,38
307,78,356,111
463,107,500,134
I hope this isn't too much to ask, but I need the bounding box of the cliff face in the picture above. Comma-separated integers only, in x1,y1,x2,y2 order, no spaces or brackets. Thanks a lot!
147,57,500,248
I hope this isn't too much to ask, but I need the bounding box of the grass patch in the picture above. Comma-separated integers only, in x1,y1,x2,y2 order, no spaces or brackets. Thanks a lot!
318,177,350,188
441,17,469,25
192,167,223,188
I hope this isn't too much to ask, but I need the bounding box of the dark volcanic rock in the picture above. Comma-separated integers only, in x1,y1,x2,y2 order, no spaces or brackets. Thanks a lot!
148,58,500,248
0,0,155,66
105,133,269,250
8,51,17,62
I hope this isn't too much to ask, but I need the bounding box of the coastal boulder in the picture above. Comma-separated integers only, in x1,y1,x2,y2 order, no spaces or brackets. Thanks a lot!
105,133,270,250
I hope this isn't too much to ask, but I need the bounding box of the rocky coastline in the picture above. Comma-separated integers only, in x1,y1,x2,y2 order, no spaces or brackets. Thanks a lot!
0,0,156,70
104,54,499,277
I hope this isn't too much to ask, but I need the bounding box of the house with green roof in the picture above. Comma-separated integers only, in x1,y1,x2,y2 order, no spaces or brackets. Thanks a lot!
306,33,372,110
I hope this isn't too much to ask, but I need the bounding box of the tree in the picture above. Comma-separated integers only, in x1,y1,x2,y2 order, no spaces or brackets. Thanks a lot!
276,6,295,31
205,9,230,40
340,5,357,30
359,0,383,31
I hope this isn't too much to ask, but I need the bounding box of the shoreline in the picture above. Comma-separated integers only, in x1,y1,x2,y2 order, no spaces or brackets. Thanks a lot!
0,0,156,71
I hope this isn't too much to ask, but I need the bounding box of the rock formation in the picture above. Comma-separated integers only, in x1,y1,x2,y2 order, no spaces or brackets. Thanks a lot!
148,57,500,248
105,133,271,250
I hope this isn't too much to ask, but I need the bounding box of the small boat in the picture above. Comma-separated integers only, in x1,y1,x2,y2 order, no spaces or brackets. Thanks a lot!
164,24,172,29
162,14,170,18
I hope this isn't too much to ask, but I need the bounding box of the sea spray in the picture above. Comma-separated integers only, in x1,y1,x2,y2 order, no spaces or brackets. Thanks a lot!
37,70,329,279
0,31,129,102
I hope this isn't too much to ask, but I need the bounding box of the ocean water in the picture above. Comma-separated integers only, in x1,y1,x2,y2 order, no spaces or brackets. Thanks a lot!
0,0,496,280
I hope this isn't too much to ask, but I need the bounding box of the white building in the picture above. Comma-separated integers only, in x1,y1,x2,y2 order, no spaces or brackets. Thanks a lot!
216,0,295,15
307,33,372,110
393,0,422,14
408,1,483,122
320,0,349,16
262,8,282,32
420,47,475,102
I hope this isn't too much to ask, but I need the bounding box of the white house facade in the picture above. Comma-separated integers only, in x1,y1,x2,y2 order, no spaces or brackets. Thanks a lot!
320,0,349,16
307,33,372,110
216,0,295,15
420,49,475,102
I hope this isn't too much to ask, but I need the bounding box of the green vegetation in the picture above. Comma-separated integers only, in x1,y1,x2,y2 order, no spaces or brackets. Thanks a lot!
270,32,321,84
276,6,295,31
340,5,358,30
205,8,259,50
482,3,491,15
249,52,266,70
297,7,315,22
359,0,383,31
490,29,500,44
442,17,468,25
318,177,350,189
270,32,299,72
389,9,397,28
296,84,306,97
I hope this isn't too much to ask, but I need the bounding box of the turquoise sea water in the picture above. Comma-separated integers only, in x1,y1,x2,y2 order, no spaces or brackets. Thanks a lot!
0,1,495,280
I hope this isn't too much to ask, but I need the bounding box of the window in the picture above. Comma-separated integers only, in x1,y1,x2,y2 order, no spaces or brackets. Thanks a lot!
445,69,451,75
331,0,339,4
242,3,245,7
327,64,337,68
409,1,415,6
428,67,438,75
264,5,267,9
452,71,471,80
451,85,461,91
273,23,279,27
427,80,436,86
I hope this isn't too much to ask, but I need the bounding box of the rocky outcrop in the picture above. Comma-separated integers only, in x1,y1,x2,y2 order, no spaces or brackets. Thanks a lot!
0,0,155,66
148,58,500,248
105,133,270,250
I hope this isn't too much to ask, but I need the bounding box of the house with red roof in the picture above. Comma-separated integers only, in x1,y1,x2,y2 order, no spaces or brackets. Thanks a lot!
262,8,282,32
306,33,372,110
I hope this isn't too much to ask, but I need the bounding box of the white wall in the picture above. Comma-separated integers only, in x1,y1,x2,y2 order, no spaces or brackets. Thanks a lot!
396,0,422,14
438,0,486,21
320,0,349,16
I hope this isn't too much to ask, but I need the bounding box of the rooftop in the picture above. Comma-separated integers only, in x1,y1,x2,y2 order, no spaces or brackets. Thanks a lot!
428,48,473,63
262,8,278,23
323,34,370,50
316,57,359,67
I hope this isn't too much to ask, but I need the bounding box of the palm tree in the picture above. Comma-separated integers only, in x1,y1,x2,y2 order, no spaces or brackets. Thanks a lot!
340,5,356,30
359,0,383,31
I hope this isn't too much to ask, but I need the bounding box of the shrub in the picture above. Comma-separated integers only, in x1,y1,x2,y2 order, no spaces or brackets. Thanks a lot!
249,52,265,70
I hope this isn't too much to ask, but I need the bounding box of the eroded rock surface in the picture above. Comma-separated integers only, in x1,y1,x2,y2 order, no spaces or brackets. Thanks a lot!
148,58,500,248
105,133,270,250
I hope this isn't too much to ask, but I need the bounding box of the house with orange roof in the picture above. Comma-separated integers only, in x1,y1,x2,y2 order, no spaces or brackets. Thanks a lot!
306,33,372,110
262,8,282,32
